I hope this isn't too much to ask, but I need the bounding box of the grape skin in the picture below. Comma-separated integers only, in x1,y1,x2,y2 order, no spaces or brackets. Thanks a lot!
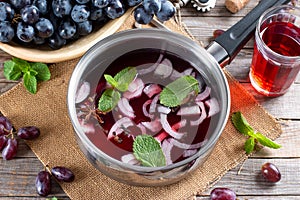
17,126,40,140
0,116,13,135
0,135,8,151
210,187,236,200
35,170,52,197
2,138,18,160
261,162,281,183
51,166,75,182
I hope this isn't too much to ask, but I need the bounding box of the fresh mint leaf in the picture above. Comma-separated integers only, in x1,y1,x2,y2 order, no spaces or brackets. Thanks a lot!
160,75,199,107
231,111,254,136
113,67,137,92
12,57,31,73
255,132,282,149
31,62,51,81
98,88,120,112
245,137,255,154
3,60,22,80
23,72,37,94
104,74,118,88
231,111,281,154
133,135,166,167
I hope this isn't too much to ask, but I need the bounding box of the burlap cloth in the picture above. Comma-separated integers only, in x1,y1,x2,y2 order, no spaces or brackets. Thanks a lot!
0,15,281,200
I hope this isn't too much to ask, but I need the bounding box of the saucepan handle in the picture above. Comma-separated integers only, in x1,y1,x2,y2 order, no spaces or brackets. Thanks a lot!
206,0,291,67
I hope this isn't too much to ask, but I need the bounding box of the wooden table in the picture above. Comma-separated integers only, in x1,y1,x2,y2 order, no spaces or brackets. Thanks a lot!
0,0,299,199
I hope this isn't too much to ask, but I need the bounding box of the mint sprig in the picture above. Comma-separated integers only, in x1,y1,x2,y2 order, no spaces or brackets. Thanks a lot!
3,57,51,94
159,75,200,107
98,67,137,112
232,111,281,154
133,135,166,167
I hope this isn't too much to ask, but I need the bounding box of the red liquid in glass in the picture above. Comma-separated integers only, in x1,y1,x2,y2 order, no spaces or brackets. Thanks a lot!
250,21,300,96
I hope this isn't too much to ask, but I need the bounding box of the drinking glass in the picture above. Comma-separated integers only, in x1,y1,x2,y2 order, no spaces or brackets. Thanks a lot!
249,5,300,97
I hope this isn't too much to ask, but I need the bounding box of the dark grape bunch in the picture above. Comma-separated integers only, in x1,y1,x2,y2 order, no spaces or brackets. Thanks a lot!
0,0,176,49
36,165,75,196
0,115,40,160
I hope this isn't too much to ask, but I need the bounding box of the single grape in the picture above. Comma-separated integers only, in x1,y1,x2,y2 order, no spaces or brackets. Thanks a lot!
155,0,175,22
71,4,90,23
33,0,48,16
143,0,161,14
51,166,75,182
21,5,40,24
10,0,32,10
126,0,142,7
0,21,15,43
0,116,13,135
2,138,18,160
210,188,236,200
58,18,77,39
35,18,54,38
77,20,93,35
16,22,35,43
76,0,90,4
0,135,8,151
47,32,66,49
92,0,109,8
105,0,125,19
33,35,46,45
17,126,40,140
261,162,281,183
90,6,104,21
52,0,73,18
213,29,225,39
0,2,15,22
35,170,51,197
134,5,154,25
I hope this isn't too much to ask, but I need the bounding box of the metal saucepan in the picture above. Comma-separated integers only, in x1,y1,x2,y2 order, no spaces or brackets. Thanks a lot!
67,0,291,186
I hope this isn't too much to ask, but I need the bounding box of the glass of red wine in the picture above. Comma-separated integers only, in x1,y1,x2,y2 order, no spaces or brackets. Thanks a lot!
249,4,300,97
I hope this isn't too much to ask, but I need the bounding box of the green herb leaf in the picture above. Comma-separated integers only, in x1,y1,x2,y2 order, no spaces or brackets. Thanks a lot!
12,57,31,73
244,137,255,154
231,111,254,136
104,74,118,88
31,62,51,81
98,88,121,112
159,75,200,107
23,72,37,94
231,111,281,154
255,132,282,149
113,67,137,92
133,135,166,167
3,60,22,80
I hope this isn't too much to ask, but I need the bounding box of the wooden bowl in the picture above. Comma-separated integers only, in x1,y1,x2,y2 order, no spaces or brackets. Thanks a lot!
0,10,132,63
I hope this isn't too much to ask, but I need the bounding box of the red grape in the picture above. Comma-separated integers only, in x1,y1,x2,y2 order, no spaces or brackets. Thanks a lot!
51,166,75,182
0,116,13,135
261,162,281,183
0,135,8,151
35,170,52,197
210,187,236,200
2,138,18,160
17,126,40,140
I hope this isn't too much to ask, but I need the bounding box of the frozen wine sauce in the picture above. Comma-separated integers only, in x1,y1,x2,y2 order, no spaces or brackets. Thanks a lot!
250,20,300,97
75,48,220,166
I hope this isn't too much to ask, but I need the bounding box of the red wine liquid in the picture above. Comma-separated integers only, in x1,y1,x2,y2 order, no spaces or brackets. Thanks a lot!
250,21,300,96
78,49,215,164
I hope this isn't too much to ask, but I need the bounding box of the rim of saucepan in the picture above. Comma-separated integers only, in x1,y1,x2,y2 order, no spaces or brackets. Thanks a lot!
67,28,230,173
256,4,300,64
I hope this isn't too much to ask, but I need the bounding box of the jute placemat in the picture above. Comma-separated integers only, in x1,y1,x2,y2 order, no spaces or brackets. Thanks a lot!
0,15,281,200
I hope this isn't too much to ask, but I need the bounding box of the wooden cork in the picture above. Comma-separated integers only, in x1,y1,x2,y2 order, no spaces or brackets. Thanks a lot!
225,0,250,13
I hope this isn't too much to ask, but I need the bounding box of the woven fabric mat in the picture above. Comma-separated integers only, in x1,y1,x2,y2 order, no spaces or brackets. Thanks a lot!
0,15,282,200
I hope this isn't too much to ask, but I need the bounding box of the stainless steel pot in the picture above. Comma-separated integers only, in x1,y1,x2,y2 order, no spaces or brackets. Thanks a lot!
67,0,290,186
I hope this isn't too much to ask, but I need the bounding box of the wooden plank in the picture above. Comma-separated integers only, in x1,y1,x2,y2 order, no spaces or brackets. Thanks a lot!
0,158,69,199
198,158,300,196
